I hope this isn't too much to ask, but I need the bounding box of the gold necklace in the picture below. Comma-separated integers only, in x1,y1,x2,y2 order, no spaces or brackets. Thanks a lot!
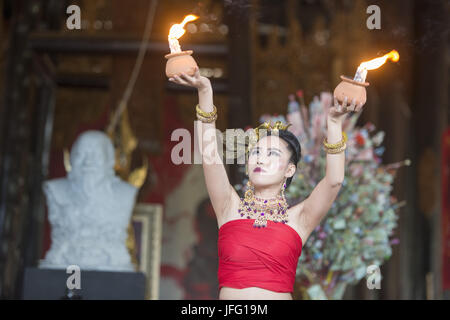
238,181,289,228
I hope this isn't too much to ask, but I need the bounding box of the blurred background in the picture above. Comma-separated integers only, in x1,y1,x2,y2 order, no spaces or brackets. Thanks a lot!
0,0,448,299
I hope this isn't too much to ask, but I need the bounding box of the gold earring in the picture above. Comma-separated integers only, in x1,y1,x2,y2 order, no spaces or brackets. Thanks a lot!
281,179,287,201
244,180,254,201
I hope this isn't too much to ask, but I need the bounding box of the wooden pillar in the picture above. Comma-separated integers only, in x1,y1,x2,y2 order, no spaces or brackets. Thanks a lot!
0,0,47,299
411,0,448,300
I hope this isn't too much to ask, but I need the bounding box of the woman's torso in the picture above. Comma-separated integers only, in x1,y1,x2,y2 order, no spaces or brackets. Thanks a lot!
219,286,294,300
217,195,309,300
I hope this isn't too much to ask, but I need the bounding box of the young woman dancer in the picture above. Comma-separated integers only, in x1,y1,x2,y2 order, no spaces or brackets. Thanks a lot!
169,67,364,300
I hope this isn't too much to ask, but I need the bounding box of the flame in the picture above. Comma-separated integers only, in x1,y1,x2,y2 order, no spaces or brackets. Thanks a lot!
359,50,400,71
168,14,198,40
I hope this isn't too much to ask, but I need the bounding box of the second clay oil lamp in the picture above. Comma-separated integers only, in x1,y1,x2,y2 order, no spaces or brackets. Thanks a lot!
334,50,400,106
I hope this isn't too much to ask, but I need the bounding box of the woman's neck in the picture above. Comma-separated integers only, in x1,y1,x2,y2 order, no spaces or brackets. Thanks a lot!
253,183,283,199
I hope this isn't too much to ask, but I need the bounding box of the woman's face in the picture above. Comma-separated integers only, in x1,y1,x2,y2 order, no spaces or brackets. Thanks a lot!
247,135,296,188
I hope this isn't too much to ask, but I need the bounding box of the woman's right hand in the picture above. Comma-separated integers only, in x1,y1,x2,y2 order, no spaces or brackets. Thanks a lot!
169,66,211,91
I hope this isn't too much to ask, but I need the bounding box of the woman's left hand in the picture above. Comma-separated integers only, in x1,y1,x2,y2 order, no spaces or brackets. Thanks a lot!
328,96,364,121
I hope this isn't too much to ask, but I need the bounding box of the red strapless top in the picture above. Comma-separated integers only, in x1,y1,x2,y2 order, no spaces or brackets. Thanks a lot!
218,218,303,293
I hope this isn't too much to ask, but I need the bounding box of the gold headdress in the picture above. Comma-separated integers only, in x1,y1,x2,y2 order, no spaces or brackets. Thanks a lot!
221,121,292,161
253,121,292,139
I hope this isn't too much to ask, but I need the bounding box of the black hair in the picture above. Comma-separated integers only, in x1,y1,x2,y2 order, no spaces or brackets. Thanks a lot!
264,129,302,189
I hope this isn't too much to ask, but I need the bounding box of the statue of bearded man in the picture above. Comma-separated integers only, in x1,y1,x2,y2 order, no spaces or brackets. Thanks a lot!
39,130,137,272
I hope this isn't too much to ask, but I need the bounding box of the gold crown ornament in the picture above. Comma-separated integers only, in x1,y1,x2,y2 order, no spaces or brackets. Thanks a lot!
253,120,291,139
221,121,293,161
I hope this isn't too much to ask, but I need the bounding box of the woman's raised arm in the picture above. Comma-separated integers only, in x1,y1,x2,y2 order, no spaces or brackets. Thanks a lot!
170,67,237,220
292,97,363,238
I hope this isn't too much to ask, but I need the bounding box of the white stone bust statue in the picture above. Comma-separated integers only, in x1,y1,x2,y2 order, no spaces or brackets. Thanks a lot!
39,130,138,272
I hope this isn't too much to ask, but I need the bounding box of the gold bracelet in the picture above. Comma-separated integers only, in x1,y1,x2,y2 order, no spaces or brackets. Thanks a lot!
325,145,346,154
196,104,217,118
196,113,218,123
197,116,217,123
324,143,347,154
323,132,347,149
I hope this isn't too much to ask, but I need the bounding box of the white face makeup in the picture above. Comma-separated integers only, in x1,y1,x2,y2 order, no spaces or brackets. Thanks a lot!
247,135,296,189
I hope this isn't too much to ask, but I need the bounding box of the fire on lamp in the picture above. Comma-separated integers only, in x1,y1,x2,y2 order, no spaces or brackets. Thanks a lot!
334,50,400,106
165,14,199,78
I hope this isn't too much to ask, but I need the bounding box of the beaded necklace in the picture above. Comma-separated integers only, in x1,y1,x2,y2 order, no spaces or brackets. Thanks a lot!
238,181,289,228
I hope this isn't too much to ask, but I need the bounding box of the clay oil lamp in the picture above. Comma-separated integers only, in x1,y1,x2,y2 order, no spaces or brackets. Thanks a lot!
165,14,199,78
334,50,400,106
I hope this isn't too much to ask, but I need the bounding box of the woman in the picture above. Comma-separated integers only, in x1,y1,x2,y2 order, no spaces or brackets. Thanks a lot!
169,67,364,300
